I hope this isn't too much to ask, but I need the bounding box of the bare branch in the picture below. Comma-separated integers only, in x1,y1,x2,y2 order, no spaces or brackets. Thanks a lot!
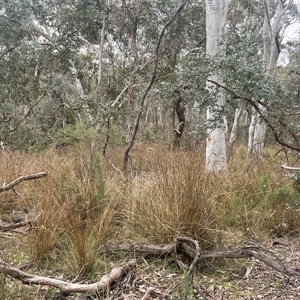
9,88,49,134
111,85,129,107
0,221,31,232
277,164,300,171
29,21,53,44
0,259,136,294
0,172,47,193
177,236,201,284
100,238,300,279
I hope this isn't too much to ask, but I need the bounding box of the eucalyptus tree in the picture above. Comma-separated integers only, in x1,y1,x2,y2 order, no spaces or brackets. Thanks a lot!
0,0,49,148
0,0,110,149
207,0,300,159
115,0,189,172
248,0,296,157
205,0,229,173
145,0,206,148
175,0,299,160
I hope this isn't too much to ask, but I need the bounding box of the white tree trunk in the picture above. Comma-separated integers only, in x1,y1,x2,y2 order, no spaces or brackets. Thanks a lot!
228,101,246,158
248,108,257,155
250,107,267,156
97,12,106,98
205,0,229,173
248,0,291,157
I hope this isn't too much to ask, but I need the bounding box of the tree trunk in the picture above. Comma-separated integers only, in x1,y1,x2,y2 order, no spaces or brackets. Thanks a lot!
123,12,140,173
122,0,188,174
162,104,173,145
205,0,229,173
228,101,246,159
248,0,291,158
172,91,185,150
97,12,106,99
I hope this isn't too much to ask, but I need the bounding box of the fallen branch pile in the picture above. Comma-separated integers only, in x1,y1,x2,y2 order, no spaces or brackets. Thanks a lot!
0,172,47,232
101,237,300,279
0,236,299,296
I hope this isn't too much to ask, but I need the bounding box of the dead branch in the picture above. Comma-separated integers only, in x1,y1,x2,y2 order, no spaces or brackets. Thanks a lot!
196,247,300,277
0,221,31,232
100,237,300,279
101,242,176,256
2,236,299,294
277,164,300,171
0,259,136,294
141,288,159,300
0,172,47,192
177,236,201,284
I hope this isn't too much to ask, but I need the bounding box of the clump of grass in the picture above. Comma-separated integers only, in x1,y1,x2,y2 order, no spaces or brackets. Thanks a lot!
29,192,59,261
124,149,224,247
123,144,300,245
220,150,300,238
3,141,300,284
27,144,117,274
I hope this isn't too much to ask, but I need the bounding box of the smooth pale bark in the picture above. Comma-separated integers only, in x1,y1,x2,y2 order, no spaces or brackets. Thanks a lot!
228,101,246,159
205,0,229,173
248,0,291,157
70,63,93,123
123,11,139,172
97,12,106,98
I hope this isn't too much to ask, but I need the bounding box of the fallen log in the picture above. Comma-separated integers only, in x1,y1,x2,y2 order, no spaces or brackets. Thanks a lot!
100,236,300,279
0,172,47,192
0,259,136,294
1,237,300,295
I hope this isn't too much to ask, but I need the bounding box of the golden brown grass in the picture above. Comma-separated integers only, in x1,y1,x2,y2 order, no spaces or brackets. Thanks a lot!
123,148,223,247
1,142,300,276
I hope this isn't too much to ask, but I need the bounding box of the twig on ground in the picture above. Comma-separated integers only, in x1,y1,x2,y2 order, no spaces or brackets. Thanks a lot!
277,165,300,171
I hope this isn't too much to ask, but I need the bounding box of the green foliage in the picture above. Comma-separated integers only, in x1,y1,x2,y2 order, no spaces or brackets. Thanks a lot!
219,156,300,237
53,123,97,148
0,0,31,47
176,270,194,300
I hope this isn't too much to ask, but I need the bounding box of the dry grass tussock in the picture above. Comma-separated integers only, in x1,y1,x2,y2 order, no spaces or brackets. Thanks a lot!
1,143,300,273
124,149,224,247
0,146,119,274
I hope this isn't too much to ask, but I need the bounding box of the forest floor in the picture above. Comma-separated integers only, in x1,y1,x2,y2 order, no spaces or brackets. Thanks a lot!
1,223,300,300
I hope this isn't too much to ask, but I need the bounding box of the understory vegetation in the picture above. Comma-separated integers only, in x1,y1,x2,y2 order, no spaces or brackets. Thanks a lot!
1,140,300,298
